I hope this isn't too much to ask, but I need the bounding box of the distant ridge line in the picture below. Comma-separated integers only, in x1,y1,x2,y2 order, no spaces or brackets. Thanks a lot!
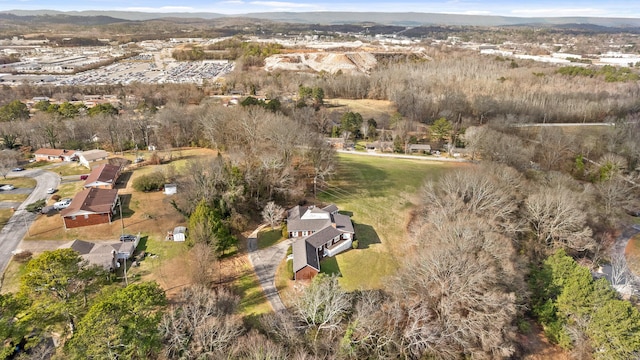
1,9,640,27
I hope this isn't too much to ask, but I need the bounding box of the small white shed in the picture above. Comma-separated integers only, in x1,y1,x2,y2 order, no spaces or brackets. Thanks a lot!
164,184,177,195
170,226,187,242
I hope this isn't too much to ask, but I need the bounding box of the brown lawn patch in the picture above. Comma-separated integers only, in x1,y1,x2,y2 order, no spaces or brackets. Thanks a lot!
625,234,640,275
325,98,397,121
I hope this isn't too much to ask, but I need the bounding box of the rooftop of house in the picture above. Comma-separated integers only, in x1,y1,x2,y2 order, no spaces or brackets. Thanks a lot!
34,148,76,157
293,237,319,273
83,163,120,186
60,188,118,217
79,149,108,162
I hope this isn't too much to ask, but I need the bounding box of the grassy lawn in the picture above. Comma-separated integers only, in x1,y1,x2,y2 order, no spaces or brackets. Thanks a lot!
0,209,12,226
257,228,285,250
1,177,36,188
0,259,28,294
54,163,92,176
325,98,397,121
236,261,272,316
316,153,466,290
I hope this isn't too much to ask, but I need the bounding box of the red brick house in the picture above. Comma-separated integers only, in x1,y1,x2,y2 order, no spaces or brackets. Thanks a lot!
34,148,77,162
83,164,121,189
288,204,355,280
60,188,119,229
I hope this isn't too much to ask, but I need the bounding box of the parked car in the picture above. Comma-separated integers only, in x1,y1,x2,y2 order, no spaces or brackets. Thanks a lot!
120,234,137,242
0,184,15,191
12,167,24,172
53,198,72,210
46,188,56,194
80,175,89,180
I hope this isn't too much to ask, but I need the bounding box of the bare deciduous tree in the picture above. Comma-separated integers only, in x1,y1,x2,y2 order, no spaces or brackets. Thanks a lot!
0,149,20,179
262,201,284,229
160,285,241,359
525,186,595,252
396,216,521,359
291,274,351,338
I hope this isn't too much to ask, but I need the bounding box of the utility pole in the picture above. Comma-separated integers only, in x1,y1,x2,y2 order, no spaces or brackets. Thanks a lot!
119,196,124,236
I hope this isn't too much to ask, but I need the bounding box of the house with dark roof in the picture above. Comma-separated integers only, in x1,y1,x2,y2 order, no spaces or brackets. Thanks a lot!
34,148,77,162
83,164,121,189
59,236,140,270
288,204,355,280
60,188,119,229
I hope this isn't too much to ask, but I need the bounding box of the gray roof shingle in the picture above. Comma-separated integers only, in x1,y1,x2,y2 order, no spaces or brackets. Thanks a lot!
293,238,319,273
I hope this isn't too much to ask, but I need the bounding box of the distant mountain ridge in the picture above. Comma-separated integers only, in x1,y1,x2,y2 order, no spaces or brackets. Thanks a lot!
1,9,640,28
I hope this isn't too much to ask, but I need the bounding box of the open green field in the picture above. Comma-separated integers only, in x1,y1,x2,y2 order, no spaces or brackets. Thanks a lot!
317,153,466,290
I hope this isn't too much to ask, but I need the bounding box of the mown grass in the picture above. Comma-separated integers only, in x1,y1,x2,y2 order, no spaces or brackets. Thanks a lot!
317,153,466,290
0,259,28,294
257,228,285,250
55,163,93,176
0,209,13,227
1,177,36,188
236,262,272,316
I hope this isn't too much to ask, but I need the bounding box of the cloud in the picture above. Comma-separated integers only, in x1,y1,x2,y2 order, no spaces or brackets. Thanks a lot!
220,0,244,3
249,1,319,9
462,10,492,15
511,8,605,17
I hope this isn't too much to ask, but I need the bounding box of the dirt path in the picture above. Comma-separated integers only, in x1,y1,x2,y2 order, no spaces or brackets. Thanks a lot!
247,224,292,312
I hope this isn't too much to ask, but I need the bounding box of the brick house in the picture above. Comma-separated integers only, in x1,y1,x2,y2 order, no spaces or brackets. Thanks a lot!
60,188,119,229
83,164,121,189
34,148,77,162
288,204,355,280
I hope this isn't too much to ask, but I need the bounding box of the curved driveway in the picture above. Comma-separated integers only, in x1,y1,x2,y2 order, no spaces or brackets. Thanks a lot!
247,224,292,312
0,168,59,274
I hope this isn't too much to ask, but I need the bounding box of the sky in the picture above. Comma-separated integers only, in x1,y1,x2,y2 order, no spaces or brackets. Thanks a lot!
1,0,640,18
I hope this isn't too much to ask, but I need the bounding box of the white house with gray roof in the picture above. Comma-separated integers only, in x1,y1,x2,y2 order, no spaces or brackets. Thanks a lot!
287,204,355,280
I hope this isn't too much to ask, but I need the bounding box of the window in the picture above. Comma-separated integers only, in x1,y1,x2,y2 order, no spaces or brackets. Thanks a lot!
84,214,89,219
71,216,76,220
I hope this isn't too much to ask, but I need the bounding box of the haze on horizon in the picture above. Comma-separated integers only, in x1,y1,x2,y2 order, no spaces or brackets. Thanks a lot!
1,0,640,19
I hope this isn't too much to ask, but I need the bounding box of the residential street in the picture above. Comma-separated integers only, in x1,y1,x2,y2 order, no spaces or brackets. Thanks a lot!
0,168,59,274
247,224,292,312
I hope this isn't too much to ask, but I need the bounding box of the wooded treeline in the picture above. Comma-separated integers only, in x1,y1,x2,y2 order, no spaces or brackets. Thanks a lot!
2,38,640,359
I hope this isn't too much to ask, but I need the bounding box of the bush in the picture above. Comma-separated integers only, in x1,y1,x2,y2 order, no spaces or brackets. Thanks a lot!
351,240,359,249
13,250,32,263
25,199,46,213
132,172,165,192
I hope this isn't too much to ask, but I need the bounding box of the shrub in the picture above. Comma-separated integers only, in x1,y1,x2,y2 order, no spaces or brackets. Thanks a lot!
51,194,61,201
132,172,165,192
25,199,46,213
13,250,32,263
351,240,359,249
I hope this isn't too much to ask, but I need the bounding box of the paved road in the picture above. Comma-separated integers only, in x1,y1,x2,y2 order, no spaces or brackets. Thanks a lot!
336,149,469,162
0,169,59,274
247,224,292,312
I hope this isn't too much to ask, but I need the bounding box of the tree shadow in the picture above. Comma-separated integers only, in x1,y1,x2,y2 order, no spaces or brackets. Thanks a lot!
115,171,133,190
338,210,353,217
320,256,341,276
353,222,381,249
114,193,135,219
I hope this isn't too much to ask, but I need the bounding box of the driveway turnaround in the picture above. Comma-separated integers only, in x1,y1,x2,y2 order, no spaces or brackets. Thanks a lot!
247,224,292,312
0,169,59,274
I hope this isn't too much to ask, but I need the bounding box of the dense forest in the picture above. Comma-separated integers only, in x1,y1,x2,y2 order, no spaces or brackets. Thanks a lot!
1,24,640,359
